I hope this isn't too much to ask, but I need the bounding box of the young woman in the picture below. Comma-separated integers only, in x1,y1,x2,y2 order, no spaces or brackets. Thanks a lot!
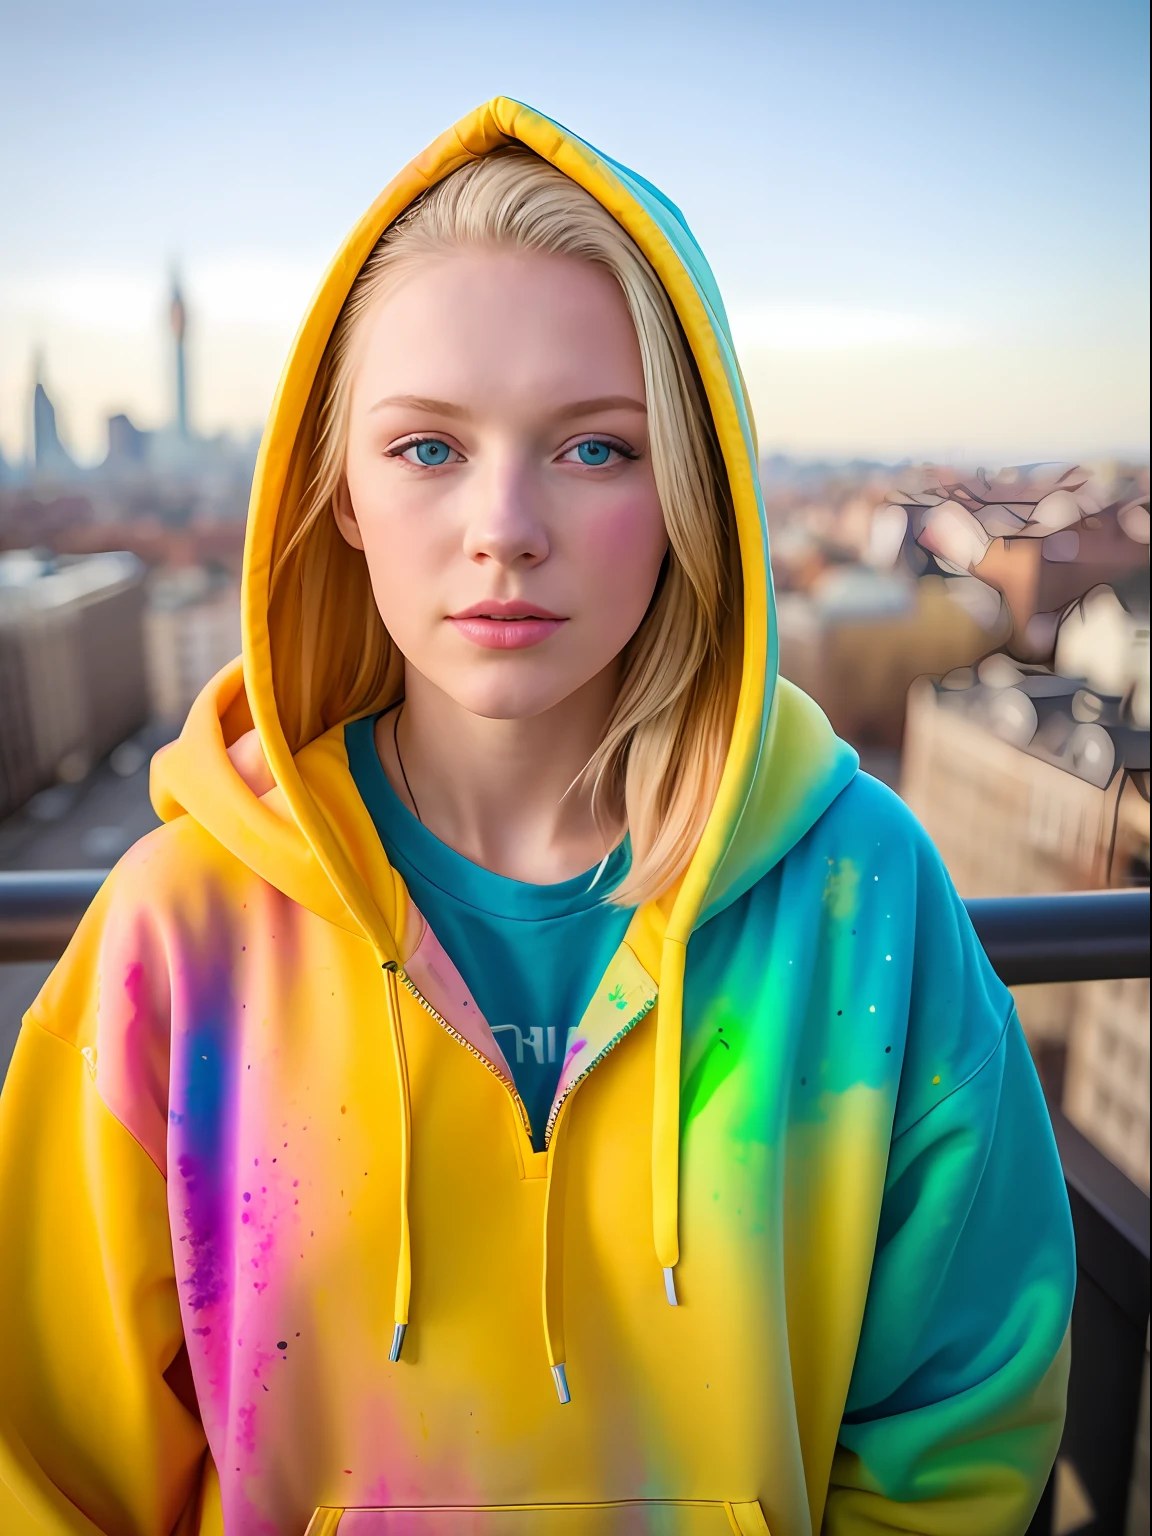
0,99,1073,1535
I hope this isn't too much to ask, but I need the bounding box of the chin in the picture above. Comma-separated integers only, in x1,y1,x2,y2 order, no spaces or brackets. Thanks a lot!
441,672,581,723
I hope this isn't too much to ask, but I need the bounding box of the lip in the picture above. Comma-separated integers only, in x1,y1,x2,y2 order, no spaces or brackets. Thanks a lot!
447,600,567,651
450,600,564,620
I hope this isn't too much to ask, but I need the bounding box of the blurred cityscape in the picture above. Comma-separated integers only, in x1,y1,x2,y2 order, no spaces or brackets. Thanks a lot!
0,282,1149,1206
0,279,252,1067
1,273,251,830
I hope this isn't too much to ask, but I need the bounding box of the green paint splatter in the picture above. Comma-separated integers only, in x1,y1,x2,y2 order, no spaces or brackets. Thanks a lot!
681,1016,743,1127
823,857,860,921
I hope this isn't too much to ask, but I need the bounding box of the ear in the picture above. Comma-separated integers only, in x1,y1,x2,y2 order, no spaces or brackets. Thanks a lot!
332,478,365,550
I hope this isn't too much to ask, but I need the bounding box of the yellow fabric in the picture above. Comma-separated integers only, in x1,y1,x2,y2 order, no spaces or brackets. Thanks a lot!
303,1504,769,1534
0,716,1070,1535
7,825,806,1528
0,1020,206,1533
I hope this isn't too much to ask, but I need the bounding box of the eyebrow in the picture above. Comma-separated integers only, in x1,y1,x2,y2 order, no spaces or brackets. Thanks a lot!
368,394,468,418
558,395,647,417
367,393,647,419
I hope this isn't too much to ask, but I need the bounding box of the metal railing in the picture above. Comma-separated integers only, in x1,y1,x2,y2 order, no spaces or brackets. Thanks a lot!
3,871,1148,977
0,868,108,962
1,875,1149,1533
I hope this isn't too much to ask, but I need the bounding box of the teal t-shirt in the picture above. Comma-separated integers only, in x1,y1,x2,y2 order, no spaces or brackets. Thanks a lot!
345,714,635,1149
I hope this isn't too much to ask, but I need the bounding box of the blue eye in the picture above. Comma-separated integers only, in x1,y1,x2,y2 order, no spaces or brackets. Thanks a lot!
399,438,454,466
574,439,614,466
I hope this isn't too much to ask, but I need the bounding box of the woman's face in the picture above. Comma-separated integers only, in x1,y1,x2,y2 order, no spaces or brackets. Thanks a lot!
337,248,669,721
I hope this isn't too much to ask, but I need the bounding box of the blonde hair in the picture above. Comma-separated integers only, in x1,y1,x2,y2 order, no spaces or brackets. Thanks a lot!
270,148,741,905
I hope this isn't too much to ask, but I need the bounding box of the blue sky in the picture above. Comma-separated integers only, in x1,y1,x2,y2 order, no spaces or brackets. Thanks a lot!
1,0,1147,462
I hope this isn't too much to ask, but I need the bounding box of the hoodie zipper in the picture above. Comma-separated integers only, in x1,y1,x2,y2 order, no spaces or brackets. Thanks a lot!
543,995,657,1147
384,961,534,1140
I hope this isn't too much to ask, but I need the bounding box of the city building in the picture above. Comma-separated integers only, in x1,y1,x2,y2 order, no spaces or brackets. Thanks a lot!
144,565,241,723
777,570,1000,756
105,412,150,469
1063,975,1150,1192
1055,567,1150,729
170,272,189,439
7,273,257,498
902,659,1150,1190
0,549,150,820
976,505,1148,658
32,362,76,480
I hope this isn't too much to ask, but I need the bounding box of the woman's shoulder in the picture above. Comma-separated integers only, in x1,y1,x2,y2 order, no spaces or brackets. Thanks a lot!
799,771,1017,1129
803,769,940,865
740,769,953,908
782,770,995,983
716,769,1014,1126
28,814,265,1033
704,770,951,927
109,807,256,912
16,819,232,1178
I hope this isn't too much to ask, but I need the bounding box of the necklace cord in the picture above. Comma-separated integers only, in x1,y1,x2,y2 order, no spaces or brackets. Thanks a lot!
392,703,422,825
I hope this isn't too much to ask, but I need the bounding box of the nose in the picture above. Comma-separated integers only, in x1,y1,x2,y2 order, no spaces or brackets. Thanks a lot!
461,455,550,568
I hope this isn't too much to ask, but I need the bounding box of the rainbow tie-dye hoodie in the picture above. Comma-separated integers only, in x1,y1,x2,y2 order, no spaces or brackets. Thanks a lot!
0,99,1073,1536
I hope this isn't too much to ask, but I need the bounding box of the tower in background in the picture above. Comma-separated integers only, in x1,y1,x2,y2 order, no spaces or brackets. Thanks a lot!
31,353,75,478
170,272,189,438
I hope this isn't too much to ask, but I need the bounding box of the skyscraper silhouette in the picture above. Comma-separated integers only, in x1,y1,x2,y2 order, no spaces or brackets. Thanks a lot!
170,273,189,438
31,354,75,477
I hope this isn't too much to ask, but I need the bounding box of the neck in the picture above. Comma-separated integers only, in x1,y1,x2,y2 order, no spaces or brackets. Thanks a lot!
374,666,623,885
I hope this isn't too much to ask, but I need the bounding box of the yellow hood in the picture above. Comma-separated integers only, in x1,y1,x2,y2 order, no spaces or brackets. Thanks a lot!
151,95,857,1307
154,95,855,948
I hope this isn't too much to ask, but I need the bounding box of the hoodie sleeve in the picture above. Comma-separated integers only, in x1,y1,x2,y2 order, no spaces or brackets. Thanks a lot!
825,852,1075,1535
0,854,211,1534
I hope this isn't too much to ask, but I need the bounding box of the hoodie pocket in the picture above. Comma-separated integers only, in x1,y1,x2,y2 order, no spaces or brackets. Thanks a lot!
306,1502,770,1535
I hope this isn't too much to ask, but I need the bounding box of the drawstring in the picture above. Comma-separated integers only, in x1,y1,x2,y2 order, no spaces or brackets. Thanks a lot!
383,951,575,1399
541,1108,573,1404
652,936,687,1306
382,928,681,1396
542,931,684,1406
383,966,413,1361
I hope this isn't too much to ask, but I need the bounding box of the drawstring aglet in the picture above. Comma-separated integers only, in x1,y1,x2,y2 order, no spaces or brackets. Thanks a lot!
389,1323,407,1363
663,1266,679,1306
550,1362,571,1404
